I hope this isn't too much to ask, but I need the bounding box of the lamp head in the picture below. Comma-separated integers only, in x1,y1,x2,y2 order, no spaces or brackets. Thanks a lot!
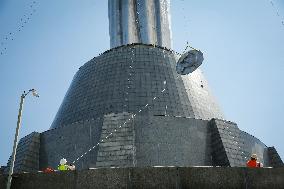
31,89,39,97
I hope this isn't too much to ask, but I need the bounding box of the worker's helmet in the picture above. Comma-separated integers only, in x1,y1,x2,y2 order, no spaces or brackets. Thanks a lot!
60,158,67,165
251,154,257,159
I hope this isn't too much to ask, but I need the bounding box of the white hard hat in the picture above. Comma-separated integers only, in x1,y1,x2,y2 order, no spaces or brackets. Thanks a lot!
60,158,67,165
251,154,257,159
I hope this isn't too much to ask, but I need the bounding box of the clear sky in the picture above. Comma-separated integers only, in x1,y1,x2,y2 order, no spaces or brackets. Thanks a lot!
0,0,283,166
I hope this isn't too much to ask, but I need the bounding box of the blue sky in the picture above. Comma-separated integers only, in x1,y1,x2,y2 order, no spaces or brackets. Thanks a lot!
0,0,283,166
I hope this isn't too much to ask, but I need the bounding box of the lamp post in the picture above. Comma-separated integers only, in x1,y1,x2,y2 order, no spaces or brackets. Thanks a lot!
6,89,39,189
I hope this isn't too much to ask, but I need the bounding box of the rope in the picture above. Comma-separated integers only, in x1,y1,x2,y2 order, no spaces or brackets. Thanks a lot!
269,0,284,27
0,0,39,56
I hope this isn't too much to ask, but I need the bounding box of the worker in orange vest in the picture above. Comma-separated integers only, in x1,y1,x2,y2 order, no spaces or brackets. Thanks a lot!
246,154,262,168
43,167,54,173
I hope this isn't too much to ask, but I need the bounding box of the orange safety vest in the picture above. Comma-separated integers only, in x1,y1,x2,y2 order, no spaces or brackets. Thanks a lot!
43,167,54,173
246,160,260,168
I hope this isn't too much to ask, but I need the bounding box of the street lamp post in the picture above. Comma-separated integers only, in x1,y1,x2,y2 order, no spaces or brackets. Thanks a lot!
6,89,39,189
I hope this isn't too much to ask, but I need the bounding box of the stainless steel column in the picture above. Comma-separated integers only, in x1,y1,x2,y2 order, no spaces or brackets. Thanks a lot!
108,0,172,49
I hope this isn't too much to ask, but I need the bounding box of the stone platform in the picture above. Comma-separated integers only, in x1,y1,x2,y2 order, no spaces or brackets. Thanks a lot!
1,167,284,189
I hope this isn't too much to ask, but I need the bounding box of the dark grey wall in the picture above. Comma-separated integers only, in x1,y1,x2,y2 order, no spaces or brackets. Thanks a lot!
51,44,223,129
40,115,211,170
268,147,284,167
134,115,211,166
40,118,103,170
5,132,40,174
1,167,284,189
210,119,270,167
240,130,269,165
96,112,135,168
7,115,282,173
39,115,283,170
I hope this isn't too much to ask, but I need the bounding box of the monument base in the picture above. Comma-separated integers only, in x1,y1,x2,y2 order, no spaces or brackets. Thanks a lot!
4,115,283,173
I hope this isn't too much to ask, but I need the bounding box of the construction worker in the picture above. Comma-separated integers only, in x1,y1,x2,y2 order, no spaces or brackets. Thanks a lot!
246,154,262,168
43,167,54,173
58,158,69,171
